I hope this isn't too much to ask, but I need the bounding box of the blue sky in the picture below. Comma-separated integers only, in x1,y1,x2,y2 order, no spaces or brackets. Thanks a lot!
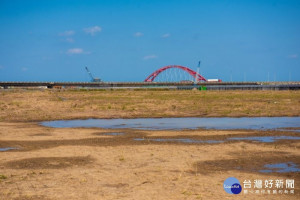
0,0,299,82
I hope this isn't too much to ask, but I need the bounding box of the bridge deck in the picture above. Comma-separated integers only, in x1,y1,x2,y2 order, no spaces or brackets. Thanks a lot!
0,81,299,90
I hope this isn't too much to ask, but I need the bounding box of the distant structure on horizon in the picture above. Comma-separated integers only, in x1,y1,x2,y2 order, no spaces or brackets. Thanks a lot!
144,64,221,83
85,67,102,82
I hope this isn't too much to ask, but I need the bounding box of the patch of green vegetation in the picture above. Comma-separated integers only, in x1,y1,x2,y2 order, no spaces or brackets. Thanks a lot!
119,155,125,161
0,174,7,180
9,101,22,107
182,190,193,196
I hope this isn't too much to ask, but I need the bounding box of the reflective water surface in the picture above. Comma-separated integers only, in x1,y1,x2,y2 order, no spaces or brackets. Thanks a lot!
41,117,300,130
228,136,300,143
260,162,300,173
102,132,125,136
0,147,18,152
134,138,222,144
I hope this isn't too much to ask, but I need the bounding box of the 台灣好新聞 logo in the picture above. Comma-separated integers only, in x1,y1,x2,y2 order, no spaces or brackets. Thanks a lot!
224,177,242,194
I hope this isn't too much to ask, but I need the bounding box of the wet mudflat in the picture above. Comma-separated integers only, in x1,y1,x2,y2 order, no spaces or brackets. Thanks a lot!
1,129,300,152
0,121,299,200
4,156,94,169
134,138,223,144
134,135,300,144
193,151,300,176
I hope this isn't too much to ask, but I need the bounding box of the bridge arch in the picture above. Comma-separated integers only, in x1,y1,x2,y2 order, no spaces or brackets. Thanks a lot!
144,65,207,82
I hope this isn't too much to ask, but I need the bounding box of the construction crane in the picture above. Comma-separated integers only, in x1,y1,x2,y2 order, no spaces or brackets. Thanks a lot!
85,66,102,82
194,61,201,84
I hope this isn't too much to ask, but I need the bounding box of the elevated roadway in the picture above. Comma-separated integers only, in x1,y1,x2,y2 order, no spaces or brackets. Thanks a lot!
0,81,299,90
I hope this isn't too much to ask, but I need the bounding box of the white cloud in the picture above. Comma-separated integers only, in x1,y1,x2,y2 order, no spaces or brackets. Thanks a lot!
161,33,170,38
59,30,75,36
65,38,74,43
21,67,28,71
67,48,84,54
134,32,143,37
143,55,158,60
84,26,102,36
67,48,90,55
0,65,3,69
288,54,298,59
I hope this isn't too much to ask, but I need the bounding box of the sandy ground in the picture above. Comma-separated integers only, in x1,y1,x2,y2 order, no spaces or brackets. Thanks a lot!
0,122,299,200
0,90,299,199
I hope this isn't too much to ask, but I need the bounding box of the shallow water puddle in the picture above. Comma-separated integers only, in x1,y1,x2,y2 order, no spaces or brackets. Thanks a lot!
277,129,300,133
102,132,125,136
260,162,300,173
134,136,300,144
228,136,300,143
41,117,300,130
134,138,222,144
0,147,18,152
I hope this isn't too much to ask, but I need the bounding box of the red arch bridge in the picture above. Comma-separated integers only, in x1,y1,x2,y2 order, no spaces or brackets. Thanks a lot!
144,65,207,82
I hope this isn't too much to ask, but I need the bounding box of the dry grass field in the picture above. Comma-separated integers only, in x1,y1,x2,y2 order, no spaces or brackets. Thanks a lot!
0,89,299,200
0,89,299,122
